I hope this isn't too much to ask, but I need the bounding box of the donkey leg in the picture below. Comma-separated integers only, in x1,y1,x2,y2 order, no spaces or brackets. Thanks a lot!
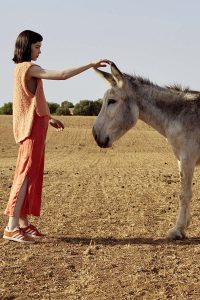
167,158,195,240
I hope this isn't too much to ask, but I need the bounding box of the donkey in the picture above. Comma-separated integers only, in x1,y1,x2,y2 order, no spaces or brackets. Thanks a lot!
93,62,200,240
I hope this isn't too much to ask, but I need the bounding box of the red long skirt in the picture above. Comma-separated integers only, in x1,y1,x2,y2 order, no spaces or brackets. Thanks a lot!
4,113,49,217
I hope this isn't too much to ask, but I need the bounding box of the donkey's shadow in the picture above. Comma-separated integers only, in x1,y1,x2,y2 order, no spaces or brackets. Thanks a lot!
57,236,200,246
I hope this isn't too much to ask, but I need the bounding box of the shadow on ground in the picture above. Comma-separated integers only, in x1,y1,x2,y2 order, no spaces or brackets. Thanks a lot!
57,236,200,246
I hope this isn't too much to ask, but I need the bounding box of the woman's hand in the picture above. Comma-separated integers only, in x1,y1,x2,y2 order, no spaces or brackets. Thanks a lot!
49,118,64,131
92,59,112,68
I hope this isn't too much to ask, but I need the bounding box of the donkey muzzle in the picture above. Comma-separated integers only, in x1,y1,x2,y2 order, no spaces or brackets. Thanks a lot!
92,127,110,148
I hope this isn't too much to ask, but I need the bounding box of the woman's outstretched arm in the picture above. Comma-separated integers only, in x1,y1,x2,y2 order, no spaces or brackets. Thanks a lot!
27,59,112,80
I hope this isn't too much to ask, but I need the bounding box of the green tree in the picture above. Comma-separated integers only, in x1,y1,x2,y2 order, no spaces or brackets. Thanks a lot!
61,100,74,108
93,99,102,115
0,102,13,115
73,100,90,116
73,99,102,116
56,106,71,116
47,102,60,114
55,100,74,115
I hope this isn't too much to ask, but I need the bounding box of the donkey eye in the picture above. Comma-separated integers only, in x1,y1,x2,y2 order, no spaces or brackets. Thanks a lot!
108,99,117,106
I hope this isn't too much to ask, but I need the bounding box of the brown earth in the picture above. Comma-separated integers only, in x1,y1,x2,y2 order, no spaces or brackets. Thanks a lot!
1,115,200,300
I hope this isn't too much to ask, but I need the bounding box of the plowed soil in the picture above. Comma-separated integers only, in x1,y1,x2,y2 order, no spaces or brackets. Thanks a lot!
1,115,200,300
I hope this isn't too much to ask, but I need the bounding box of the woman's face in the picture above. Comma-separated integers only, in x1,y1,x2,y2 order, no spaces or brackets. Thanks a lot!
31,41,42,61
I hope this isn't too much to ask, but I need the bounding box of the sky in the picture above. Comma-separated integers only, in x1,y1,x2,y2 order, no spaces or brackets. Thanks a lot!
1,0,200,106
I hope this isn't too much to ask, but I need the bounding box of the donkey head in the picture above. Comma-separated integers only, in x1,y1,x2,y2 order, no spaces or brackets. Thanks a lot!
93,63,139,148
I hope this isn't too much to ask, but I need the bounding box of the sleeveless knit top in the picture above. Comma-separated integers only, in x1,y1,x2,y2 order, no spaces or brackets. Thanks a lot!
13,62,50,143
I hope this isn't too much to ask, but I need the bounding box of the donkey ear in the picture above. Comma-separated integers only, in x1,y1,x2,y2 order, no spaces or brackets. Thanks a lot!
110,63,124,88
93,68,116,86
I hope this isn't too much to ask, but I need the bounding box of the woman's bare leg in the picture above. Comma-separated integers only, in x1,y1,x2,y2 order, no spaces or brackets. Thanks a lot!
7,177,28,230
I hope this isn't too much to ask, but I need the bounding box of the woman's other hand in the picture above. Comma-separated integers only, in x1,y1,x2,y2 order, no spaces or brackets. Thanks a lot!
49,118,64,131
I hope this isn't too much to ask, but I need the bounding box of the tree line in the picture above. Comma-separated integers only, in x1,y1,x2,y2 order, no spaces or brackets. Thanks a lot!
0,99,103,116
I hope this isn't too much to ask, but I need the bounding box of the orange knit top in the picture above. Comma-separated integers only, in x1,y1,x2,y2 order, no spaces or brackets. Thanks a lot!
13,62,50,143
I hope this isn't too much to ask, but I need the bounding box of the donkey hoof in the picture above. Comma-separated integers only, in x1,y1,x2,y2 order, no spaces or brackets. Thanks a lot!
166,228,186,240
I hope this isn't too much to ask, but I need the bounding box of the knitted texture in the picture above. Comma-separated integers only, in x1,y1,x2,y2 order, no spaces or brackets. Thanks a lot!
13,62,50,143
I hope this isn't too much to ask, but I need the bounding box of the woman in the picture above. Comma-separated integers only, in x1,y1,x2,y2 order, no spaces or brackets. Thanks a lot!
3,29,111,243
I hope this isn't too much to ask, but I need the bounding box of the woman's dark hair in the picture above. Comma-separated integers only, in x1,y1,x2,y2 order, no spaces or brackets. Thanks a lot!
12,30,43,63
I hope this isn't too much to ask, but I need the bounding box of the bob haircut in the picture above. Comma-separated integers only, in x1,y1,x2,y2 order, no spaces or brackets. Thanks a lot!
13,30,43,63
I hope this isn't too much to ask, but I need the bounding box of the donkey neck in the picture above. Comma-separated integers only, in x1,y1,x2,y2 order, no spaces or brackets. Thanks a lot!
135,84,182,137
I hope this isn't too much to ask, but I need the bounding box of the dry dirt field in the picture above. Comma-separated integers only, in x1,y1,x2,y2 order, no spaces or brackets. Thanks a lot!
1,115,200,300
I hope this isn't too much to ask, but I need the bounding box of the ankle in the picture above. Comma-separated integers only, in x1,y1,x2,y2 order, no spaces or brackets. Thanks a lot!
7,216,19,231
19,217,29,228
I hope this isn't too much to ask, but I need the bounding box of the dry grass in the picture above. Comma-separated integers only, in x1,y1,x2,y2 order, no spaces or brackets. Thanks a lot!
1,115,200,299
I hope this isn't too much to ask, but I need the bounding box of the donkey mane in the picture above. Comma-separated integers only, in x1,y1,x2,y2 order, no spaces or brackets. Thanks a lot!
124,73,200,102
166,84,200,96
124,73,157,88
